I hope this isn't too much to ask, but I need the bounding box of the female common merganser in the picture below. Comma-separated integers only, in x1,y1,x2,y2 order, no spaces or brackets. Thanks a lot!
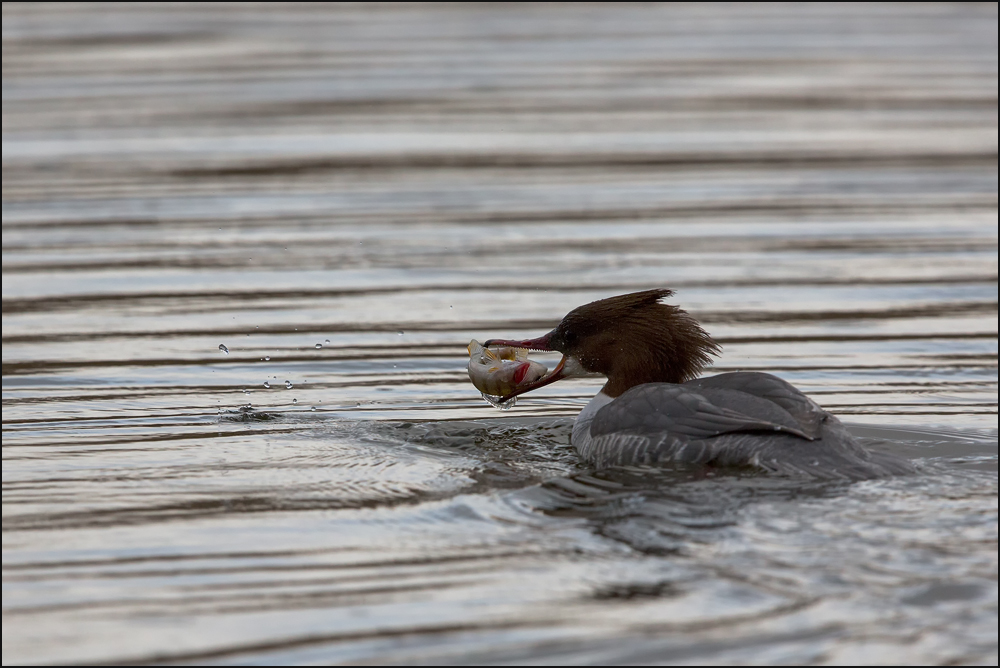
485,289,911,478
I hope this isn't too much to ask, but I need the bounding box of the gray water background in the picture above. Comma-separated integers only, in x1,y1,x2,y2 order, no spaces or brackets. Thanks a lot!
2,3,997,664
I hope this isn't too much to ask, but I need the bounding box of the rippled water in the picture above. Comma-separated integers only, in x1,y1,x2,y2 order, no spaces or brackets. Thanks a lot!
3,3,997,664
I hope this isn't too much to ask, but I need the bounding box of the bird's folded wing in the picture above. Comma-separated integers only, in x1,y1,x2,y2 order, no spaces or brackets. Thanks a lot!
590,383,814,441
684,371,825,438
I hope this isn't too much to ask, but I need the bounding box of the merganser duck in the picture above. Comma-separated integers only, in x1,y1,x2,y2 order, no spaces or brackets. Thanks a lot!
485,289,912,478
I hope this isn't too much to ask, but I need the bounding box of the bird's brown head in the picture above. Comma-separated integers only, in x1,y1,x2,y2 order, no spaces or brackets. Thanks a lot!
485,289,720,400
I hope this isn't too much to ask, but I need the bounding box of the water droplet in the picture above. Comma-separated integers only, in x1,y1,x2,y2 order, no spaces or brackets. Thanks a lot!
324,339,331,344
481,392,517,410
315,343,323,349
285,380,293,389
218,344,229,354
264,356,270,361
263,381,270,389
449,305,453,309
310,406,316,412
397,330,404,336
292,398,298,404
242,389,251,395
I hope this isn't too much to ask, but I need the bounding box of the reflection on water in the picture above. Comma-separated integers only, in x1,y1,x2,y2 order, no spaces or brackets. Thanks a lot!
2,3,997,664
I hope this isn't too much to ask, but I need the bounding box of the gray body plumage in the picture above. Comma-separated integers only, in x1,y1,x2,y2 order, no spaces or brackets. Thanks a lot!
573,371,912,479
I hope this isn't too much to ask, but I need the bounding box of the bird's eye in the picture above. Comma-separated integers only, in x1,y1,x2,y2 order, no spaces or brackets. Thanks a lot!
561,329,577,345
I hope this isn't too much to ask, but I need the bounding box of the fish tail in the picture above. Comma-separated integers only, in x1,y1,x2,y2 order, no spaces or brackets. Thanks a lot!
467,339,484,356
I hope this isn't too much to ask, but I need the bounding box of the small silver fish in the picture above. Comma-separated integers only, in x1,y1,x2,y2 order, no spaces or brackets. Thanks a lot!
467,339,547,398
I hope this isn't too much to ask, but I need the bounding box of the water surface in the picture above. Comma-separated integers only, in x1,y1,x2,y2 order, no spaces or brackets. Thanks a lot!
2,3,997,664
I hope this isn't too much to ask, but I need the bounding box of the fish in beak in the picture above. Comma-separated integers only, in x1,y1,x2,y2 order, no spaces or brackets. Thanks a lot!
483,331,569,403
466,339,548,397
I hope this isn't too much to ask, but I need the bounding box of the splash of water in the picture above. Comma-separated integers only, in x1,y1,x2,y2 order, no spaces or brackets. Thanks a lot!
481,392,517,411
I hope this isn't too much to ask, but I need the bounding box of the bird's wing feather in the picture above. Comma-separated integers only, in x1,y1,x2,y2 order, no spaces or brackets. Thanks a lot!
684,372,825,438
590,383,814,441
